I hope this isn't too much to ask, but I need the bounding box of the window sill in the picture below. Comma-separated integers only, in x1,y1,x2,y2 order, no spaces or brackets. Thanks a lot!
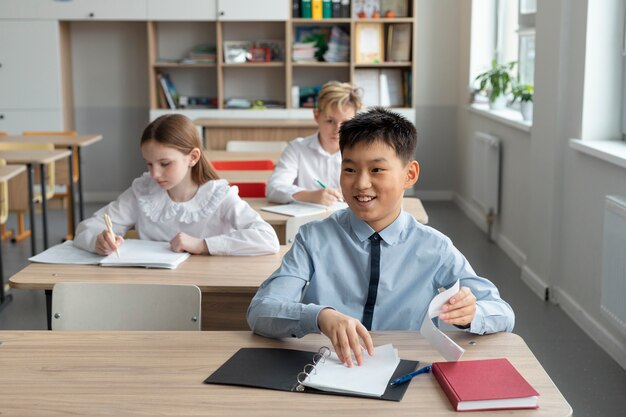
569,139,626,170
467,103,532,133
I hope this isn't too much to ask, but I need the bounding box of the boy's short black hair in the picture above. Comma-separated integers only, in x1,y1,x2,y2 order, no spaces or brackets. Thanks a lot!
339,107,417,164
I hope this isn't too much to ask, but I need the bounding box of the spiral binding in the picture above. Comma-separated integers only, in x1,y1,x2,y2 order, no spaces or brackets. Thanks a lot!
295,346,331,391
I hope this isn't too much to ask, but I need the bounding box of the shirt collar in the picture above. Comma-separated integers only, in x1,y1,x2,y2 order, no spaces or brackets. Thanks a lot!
307,132,340,158
348,209,407,246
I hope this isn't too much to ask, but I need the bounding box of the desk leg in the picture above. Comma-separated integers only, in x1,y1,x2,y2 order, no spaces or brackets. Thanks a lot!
45,289,52,330
77,147,84,221
0,245,13,313
40,164,49,250
67,148,76,237
27,164,36,255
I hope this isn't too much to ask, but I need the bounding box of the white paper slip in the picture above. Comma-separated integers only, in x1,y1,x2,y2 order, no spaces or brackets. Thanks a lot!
420,280,466,362
29,241,104,265
261,201,348,217
100,240,190,269
302,344,400,397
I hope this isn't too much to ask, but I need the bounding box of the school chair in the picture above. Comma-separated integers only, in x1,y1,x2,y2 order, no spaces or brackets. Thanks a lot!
226,140,288,152
23,131,78,240
51,282,202,331
210,159,274,198
284,212,329,245
0,133,10,241
0,142,56,243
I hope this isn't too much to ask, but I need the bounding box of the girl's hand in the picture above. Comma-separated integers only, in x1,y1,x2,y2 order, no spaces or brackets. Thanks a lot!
95,230,124,256
170,232,208,255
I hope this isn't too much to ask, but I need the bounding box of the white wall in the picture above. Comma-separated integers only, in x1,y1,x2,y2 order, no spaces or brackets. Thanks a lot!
457,0,626,369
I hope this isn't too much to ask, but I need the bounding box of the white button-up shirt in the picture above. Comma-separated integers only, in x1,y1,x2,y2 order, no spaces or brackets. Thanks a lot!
266,133,342,203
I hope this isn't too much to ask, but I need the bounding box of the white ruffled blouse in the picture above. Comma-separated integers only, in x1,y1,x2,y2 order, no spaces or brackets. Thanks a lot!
74,173,279,256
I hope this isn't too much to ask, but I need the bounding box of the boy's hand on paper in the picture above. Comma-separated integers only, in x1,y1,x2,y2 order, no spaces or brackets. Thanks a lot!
294,189,342,206
317,308,374,368
170,232,208,255
439,286,476,327
95,230,124,256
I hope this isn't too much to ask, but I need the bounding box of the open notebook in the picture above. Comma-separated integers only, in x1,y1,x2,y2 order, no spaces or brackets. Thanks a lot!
261,201,348,217
29,240,190,269
205,344,418,401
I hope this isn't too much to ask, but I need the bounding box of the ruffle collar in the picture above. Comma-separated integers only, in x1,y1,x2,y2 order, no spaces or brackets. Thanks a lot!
133,173,231,223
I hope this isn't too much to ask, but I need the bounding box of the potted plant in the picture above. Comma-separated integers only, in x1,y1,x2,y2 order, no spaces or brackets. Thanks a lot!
474,60,517,110
512,84,534,121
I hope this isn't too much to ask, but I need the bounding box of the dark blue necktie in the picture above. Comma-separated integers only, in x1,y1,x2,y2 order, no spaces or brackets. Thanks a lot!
362,233,381,330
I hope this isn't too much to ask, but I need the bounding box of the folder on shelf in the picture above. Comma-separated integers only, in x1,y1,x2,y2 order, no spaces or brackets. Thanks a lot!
204,344,418,401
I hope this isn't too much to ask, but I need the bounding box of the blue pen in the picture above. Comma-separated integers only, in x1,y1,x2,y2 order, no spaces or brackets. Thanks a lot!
314,178,327,189
389,365,432,386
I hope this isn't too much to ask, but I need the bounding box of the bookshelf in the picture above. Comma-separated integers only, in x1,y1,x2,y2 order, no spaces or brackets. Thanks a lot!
147,0,416,113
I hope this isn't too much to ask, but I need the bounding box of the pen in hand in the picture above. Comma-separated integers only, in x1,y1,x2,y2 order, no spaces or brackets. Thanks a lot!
314,178,344,203
103,213,120,258
390,365,432,386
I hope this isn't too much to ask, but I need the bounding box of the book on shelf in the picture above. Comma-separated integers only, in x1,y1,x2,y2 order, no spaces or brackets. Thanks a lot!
332,0,341,17
323,26,350,62
341,0,350,17
29,240,191,270
261,201,347,217
205,344,418,401
322,0,332,17
432,358,540,411
301,0,312,18
355,68,408,108
179,96,218,109
293,0,301,18
387,23,411,62
312,0,323,19
158,73,178,109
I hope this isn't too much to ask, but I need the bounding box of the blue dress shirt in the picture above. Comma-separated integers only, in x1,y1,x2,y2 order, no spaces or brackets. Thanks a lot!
247,209,515,338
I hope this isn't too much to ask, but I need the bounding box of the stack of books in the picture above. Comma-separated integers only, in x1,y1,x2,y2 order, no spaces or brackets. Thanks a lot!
181,44,217,64
292,41,318,62
323,26,350,62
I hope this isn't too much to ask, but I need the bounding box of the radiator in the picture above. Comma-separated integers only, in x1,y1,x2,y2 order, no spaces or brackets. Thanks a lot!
470,132,501,215
601,195,626,336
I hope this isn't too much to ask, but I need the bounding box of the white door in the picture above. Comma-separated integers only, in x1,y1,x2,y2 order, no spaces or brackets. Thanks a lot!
42,0,147,20
147,0,217,21
217,0,289,21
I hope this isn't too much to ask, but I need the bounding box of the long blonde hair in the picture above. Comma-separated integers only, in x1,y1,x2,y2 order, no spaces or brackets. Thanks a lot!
140,114,218,184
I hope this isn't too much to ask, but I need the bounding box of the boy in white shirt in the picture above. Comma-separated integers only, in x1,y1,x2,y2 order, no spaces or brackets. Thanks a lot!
266,81,362,205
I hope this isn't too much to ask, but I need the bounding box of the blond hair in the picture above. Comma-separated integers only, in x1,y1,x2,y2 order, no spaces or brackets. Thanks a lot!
140,114,219,185
316,81,362,115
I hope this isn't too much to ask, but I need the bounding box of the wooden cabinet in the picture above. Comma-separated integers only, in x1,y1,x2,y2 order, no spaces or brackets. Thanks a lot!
0,21,65,132
217,0,289,21
1,0,148,20
147,0,217,21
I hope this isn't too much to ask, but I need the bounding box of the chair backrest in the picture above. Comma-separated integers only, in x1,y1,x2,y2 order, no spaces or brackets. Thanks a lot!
23,131,79,184
285,212,329,245
211,159,275,170
226,140,287,152
0,158,7,224
0,142,56,200
51,282,202,331
230,182,266,198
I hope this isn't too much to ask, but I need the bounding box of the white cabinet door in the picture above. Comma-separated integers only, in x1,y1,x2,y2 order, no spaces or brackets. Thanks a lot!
39,0,147,21
0,21,62,110
0,110,63,134
217,0,288,21
147,0,216,21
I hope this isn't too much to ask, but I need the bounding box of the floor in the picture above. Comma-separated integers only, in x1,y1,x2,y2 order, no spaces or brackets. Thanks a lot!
1,201,624,416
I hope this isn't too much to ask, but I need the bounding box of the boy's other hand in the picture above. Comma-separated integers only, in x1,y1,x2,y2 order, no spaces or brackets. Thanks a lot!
317,308,374,367
170,232,208,255
293,188,343,206
439,286,477,327
95,230,124,256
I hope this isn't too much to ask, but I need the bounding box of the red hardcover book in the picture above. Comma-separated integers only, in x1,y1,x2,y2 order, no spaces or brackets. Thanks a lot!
432,358,539,412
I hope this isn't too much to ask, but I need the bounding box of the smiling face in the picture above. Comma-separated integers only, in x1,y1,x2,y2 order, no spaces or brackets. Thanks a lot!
314,104,356,154
141,139,199,196
340,140,419,232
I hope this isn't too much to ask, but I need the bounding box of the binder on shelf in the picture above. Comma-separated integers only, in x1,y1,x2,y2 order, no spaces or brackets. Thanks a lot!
301,0,312,18
332,0,341,17
341,0,351,17
387,23,411,62
312,0,323,19
293,0,301,18
205,344,418,401
323,0,332,18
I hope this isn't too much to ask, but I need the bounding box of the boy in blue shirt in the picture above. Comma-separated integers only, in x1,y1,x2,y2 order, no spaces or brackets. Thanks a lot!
247,108,514,367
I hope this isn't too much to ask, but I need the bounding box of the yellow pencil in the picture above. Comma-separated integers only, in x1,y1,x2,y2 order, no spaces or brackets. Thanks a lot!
103,213,120,258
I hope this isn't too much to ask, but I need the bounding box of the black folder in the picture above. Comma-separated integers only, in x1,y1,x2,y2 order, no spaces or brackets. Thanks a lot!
204,347,418,401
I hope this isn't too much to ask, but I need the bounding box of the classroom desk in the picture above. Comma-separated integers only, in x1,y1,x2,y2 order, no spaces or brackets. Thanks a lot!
0,330,572,417
9,247,289,331
205,150,282,164
0,134,103,230
0,164,26,313
245,197,429,244
0,149,72,254
195,118,317,149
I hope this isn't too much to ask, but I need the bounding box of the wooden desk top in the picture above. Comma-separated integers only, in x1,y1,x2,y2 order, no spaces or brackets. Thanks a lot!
195,118,317,128
206,150,282,163
0,331,571,417
0,149,72,164
0,164,26,181
0,134,103,147
218,169,272,182
246,197,429,225
9,247,289,292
